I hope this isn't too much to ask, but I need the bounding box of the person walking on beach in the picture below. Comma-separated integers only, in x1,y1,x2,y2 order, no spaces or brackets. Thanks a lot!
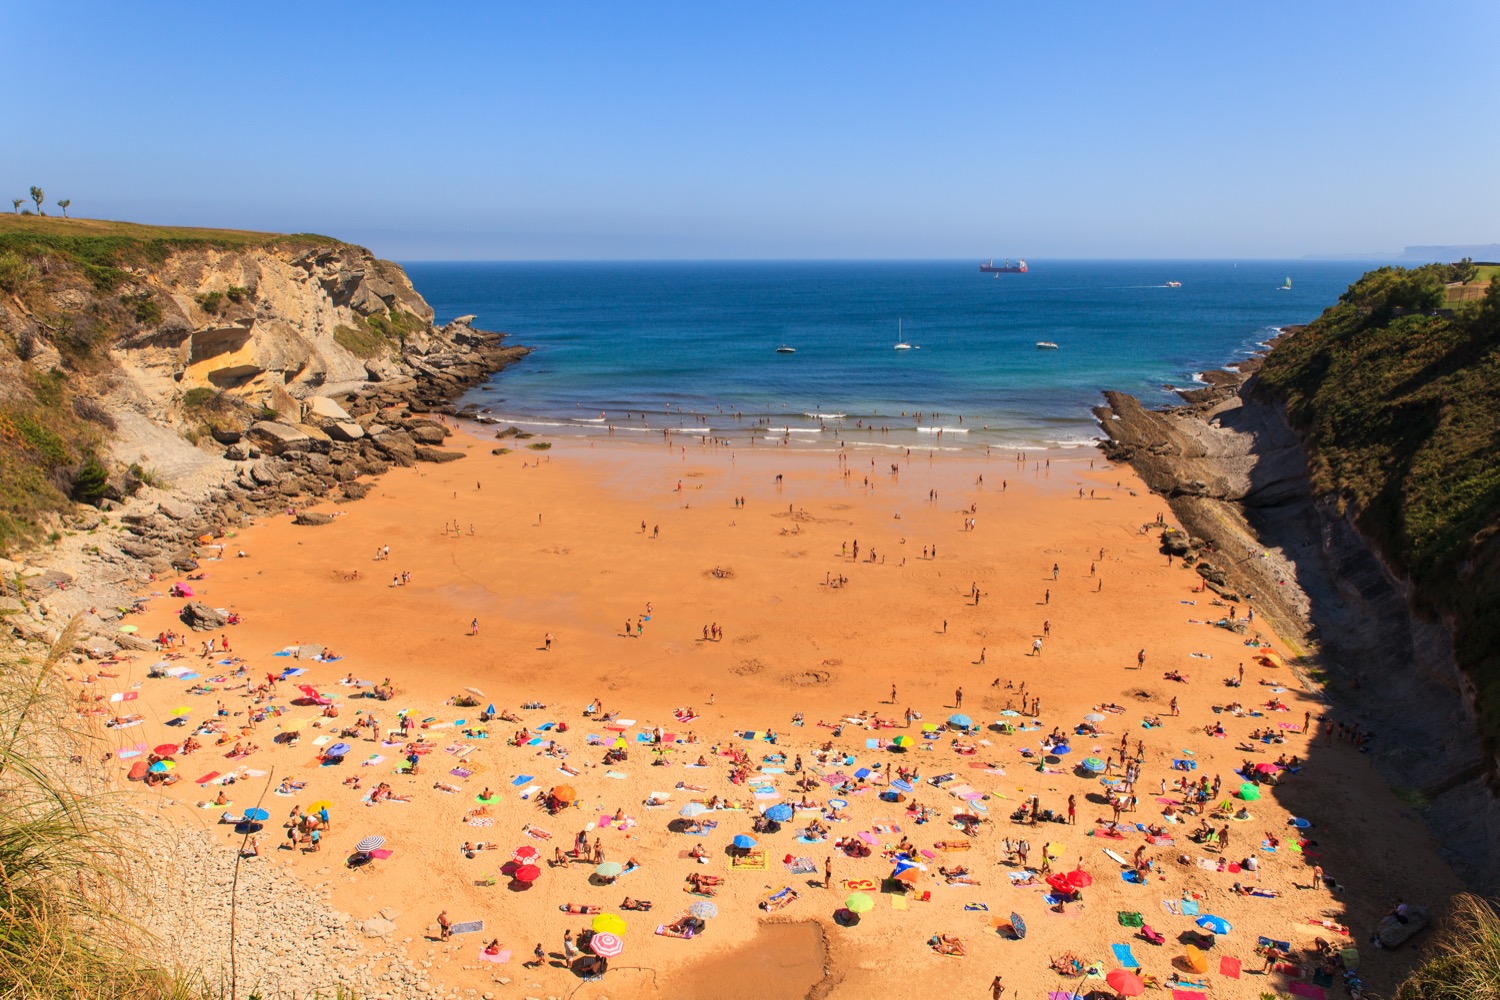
1052,563,1059,580
1044,589,1050,604
824,855,833,889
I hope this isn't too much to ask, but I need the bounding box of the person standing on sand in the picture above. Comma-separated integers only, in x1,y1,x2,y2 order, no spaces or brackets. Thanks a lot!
991,975,1005,999
979,648,986,666
1138,649,1146,668
470,618,479,636
1170,697,1179,717
1032,638,1043,657
438,910,451,941
824,856,832,889
564,928,577,961
954,688,963,709
544,633,553,651
1044,589,1050,604
1052,563,1059,580
891,685,897,704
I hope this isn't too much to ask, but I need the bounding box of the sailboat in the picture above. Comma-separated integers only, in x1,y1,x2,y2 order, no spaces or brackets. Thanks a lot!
1279,276,1292,291
894,319,912,351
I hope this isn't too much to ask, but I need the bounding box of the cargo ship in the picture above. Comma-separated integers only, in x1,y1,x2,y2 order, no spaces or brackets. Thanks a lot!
980,259,1028,273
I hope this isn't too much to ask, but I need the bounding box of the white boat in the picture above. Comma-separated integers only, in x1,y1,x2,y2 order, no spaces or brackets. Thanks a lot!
775,345,796,354
1165,281,1182,288
1036,341,1059,350
894,318,912,350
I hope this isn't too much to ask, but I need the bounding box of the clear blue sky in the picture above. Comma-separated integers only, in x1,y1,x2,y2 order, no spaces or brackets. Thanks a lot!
6,2,1498,259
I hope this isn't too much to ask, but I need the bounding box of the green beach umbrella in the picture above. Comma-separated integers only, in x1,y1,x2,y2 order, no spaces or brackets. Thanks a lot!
1239,782,1261,801
845,893,874,913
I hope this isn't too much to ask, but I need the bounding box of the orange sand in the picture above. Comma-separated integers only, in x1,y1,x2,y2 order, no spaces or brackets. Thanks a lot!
95,429,1461,998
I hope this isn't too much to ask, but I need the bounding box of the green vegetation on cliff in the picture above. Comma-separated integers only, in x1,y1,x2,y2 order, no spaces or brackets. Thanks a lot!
1256,264,1500,747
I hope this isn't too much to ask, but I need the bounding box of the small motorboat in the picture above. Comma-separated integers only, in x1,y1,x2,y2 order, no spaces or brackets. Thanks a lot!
775,345,796,354
1165,281,1182,288
1036,341,1059,350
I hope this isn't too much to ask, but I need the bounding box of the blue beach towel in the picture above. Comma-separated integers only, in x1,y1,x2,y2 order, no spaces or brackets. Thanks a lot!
511,775,534,786
1180,899,1200,916
1112,944,1140,967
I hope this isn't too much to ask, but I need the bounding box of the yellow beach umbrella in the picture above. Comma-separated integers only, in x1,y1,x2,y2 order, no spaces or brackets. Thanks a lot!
308,800,333,812
170,707,191,717
591,913,627,936
1184,945,1209,973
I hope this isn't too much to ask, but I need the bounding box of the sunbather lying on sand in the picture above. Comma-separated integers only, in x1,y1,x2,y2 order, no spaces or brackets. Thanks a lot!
558,903,601,914
932,934,966,956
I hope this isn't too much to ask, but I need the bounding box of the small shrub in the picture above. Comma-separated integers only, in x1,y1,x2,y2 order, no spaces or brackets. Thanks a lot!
71,456,110,504
0,250,34,294
225,284,251,303
120,291,161,325
195,290,224,314
526,441,552,451
333,321,388,358
181,387,216,411
16,326,38,361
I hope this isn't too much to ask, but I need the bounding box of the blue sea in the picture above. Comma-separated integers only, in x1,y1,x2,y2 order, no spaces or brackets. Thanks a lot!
402,260,1370,451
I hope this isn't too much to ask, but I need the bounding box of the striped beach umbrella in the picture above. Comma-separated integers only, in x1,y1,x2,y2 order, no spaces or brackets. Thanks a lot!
355,835,385,854
589,931,624,957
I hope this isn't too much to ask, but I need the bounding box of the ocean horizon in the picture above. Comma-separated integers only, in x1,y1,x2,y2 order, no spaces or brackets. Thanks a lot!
403,259,1373,451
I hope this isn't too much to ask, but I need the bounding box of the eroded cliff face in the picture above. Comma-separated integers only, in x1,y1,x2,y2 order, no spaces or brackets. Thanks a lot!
108,244,442,414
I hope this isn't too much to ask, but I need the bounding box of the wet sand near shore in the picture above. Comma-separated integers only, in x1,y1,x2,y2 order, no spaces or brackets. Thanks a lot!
96,429,1462,999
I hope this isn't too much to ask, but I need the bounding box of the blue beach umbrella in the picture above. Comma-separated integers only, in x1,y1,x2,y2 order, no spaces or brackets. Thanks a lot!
1197,915,1232,935
1081,757,1106,773
244,808,270,822
679,802,708,818
765,803,794,823
949,713,973,728
325,742,350,757
485,703,495,715
731,834,757,850
1052,744,1072,755
148,761,168,773
689,900,718,920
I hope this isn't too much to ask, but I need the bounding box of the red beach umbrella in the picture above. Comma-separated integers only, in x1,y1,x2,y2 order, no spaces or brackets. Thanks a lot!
1064,868,1093,888
153,743,180,756
513,864,542,883
513,845,539,861
1107,969,1145,996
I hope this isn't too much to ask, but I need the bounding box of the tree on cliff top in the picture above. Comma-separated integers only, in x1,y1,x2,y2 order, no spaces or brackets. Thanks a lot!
56,199,70,218
29,186,44,216
9,199,19,215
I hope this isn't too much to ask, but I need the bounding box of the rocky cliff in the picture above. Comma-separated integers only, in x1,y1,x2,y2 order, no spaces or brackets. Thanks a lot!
0,217,525,653
1095,318,1500,889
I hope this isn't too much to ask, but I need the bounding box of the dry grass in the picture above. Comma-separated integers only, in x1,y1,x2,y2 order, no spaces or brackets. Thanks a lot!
1396,894,1500,1000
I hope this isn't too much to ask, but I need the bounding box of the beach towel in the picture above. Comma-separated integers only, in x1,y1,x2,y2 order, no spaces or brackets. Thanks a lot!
844,878,877,892
195,771,222,785
1219,956,1242,978
728,851,767,871
963,902,989,911
1117,911,1144,927
786,857,816,875
510,774,534,786
1121,870,1145,884
1171,992,1207,1000
1160,899,1180,915
477,949,511,964
1288,986,1326,1000
1180,899,1200,916
1257,935,1292,951
1112,944,1140,967
367,849,393,860
449,920,483,935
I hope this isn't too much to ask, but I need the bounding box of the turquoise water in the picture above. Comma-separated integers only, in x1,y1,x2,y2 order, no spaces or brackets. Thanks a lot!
403,260,1369,450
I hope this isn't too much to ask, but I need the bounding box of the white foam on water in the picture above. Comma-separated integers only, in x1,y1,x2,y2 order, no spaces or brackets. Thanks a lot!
916,426,969,434
764,427,824,435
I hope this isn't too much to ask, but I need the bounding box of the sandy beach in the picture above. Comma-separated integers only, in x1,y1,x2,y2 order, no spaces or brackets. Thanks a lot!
86,427,1463,999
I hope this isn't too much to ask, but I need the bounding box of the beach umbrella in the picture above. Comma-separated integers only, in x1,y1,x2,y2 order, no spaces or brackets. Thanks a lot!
1196,915,1232,935
244,808,270,822
464,686,485,697
297,684,321,699
595,862,623,878
949,713,973,728
1256,652,1284,668
1107,969,1145,996
485,703,496,716
1238,782,1261,801
1184,945,1209,973
591,913,627,936
845,893,874,913
308,799,333,812
355,835,386,854
1010,912,1027,939
1046,874,1073,893
589,931,624,958
689,901,718,920
513,845,539,861
119,624,139,633
153,743,180,756
1081,757,1106,773
1052,744,1072,755
513,864,541,883
149,761,168,774
1064,868,1094,888
552,785,576,804
170,706,191,717
892,735,914,749
1254,763,1279,774
325,743,350,757
731,834,757,850
893,868,921,884
921,722,938,733
679,802,709,818
1000,709,1020,717
613,736,628,749
1084,713,1106,723
765,803,794,823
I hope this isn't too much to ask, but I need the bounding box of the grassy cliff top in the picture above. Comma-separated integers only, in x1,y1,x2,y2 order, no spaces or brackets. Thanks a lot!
0,215,346,290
